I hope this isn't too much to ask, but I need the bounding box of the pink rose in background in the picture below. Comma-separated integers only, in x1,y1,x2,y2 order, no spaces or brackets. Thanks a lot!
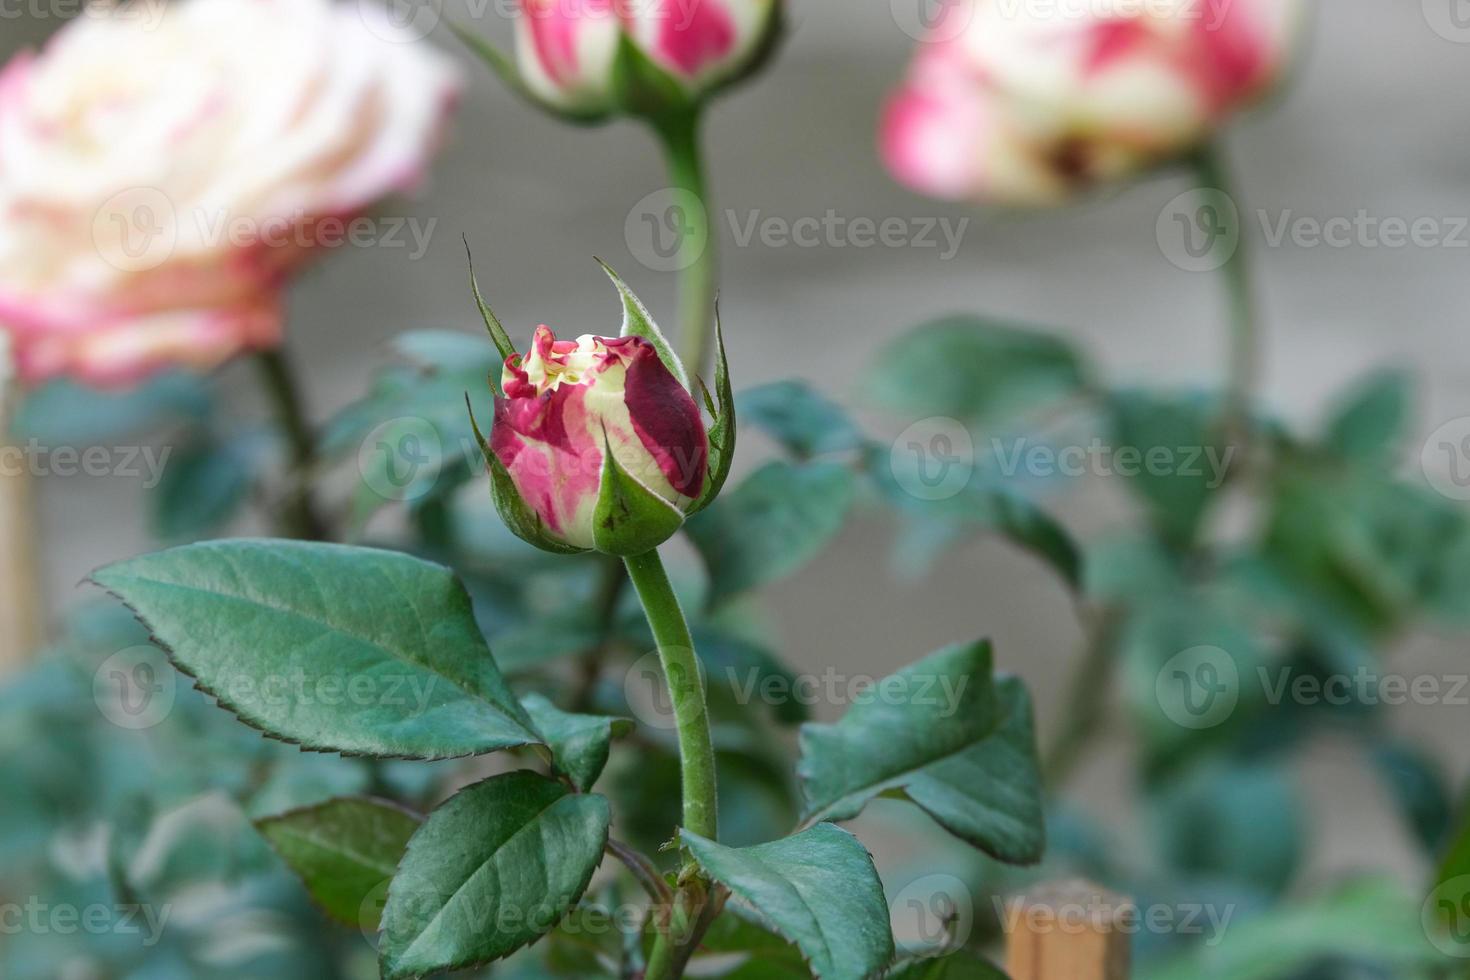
882,0,1305,205
0,0,461,388
516,0,779,114
491,326,707,552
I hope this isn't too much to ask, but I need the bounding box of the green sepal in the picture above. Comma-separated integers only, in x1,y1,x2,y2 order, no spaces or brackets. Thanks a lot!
469,396,587,556
451,21,613,127
592,427,686,556
690,308,735,515
609,31,692,121
463,238,517,391
597,258,690,391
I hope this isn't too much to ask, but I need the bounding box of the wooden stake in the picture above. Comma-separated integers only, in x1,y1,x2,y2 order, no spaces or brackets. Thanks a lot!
1004,880,1133,980
0,345,44,678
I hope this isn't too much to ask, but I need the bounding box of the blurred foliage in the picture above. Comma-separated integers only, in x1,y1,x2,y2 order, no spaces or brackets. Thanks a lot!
9,308,1470,979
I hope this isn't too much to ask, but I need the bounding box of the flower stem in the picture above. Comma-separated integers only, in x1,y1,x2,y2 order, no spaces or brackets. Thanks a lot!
253,348,329,541
652,111,718,376
622,548,718,842
1190,141,1259,459
623,547,718,980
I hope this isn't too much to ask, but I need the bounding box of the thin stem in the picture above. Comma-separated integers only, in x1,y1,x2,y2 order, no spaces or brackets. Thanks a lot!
623,547,718,980
1190,141,1259,460
253,348,329,541
1043,605,1123,790
652,111,718,377
606,837,671,905
622,549,718,842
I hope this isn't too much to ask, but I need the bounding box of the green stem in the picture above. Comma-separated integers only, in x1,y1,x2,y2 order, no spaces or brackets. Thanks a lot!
623,547,718,980
652,111,718,377
253,348,329,541
1190,141,1259,459
622,549,718,842
1043,606,1123,790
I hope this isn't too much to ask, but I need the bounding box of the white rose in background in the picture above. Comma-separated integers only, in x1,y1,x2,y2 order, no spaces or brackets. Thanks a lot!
0,0,461,387
881,0,1306,205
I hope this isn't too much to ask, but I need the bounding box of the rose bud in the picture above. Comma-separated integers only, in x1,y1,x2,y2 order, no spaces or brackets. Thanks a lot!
507,0,782,120
881,0,1305,205
0,0,460,387
471,264,733,556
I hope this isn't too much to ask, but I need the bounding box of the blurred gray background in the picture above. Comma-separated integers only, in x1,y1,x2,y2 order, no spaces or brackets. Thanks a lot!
8,0,1470,888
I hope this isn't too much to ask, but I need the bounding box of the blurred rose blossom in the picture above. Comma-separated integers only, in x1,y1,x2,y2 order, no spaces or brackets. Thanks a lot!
881,0,1305,205
515,0,778,113
0,0,460,387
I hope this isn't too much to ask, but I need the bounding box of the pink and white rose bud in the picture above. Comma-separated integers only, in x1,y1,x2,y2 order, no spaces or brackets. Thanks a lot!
881,0,1305,205
0,0,460,387
491,325,708,551
515,0,779,115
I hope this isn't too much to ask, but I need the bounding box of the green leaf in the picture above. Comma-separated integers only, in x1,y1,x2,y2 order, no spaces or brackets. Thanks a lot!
1372,740,1452,855
92,540,542,760
598,258,689,390
255,796,421,930
865,316,1087,425
978,490,1082,591
1149,761,1302,897
1264,466,1470,633
13,371,211,444
379,771,611,978
324,344,496,527
682,823,895,980
1137,878,1444,980
1323,369,1411,462
1108,390,1231,548
798,642,1044,864
686,461,857,605
521,694,633,792
592,430,687,556
150,436,254,540
692,311,736,515
393,329,500,374
1437,797,1470,896
887,951,1010,979
740,381,864,459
